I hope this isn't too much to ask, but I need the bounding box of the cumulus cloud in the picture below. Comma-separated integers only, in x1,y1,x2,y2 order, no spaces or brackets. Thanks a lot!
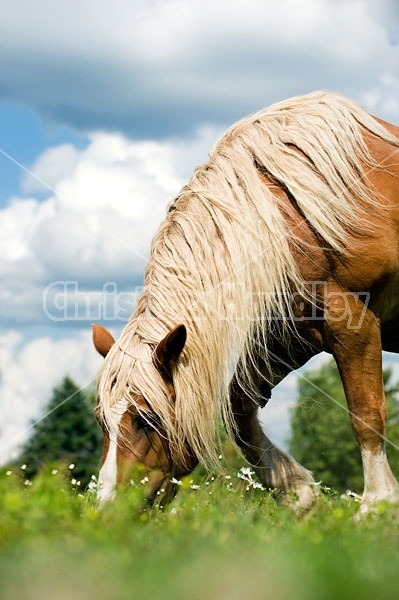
0,0,397,136
0,125,221,327
20,143,81,195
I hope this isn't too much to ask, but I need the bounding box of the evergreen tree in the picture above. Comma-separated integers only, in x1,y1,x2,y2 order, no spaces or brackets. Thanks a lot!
17,377,102,486
289,359,399,493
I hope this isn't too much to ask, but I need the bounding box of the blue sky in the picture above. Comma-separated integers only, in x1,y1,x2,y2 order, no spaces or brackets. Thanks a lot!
0,0,398,463
0,104,88,206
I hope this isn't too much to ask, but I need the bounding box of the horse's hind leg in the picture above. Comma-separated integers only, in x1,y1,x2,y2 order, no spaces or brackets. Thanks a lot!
324,288,399,514
229,379,317,512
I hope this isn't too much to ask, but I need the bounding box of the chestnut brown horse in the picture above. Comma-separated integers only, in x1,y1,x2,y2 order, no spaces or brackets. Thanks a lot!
93,91,399,514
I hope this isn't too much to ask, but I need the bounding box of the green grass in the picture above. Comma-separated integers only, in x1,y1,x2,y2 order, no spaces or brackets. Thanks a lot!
1,464,398,600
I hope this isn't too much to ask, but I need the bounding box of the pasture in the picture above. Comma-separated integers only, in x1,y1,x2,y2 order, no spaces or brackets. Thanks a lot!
1,463,398,600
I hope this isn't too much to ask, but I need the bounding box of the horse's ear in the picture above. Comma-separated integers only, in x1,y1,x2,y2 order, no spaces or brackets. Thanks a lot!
154,325,187,380
92,324,115,358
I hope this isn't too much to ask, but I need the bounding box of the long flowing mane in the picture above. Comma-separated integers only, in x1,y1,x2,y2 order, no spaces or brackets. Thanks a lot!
98,91,399,466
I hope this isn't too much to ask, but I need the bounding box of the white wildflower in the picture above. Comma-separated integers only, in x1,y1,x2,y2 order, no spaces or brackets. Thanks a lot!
51,469,58,475
190,484,200,490
238,466,264,491
68,463,75,470
252,482,265,490
20,464,27,471
87,478,98,494
170,477,182,486
6,470,12,476
240,467,255,477
346,489,361,502
140,476,149,485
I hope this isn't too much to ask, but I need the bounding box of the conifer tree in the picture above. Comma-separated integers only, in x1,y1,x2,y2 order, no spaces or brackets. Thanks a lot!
18,377,102,486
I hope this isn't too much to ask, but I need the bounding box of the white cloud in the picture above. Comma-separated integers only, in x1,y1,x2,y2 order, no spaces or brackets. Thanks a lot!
0,0,397,135
360,73,399,120
21,143,81,195
0,126,221,326
0,329,104,463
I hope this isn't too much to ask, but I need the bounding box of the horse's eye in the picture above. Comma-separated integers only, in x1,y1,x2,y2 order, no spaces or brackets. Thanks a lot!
135,413,159,433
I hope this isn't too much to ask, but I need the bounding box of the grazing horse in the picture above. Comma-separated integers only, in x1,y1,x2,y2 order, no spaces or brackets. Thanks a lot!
93,91,399,514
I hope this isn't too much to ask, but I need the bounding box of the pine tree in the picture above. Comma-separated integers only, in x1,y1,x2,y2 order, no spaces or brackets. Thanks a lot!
289,359,399,493
17,377,102,486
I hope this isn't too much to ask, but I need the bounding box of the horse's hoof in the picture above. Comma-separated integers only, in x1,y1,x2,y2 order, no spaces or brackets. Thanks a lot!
279,483,319,515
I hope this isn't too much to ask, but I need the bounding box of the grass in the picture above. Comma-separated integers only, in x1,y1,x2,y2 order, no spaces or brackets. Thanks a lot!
1,463,399,600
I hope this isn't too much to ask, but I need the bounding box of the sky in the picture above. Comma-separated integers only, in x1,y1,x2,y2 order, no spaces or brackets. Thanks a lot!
0,0,398,464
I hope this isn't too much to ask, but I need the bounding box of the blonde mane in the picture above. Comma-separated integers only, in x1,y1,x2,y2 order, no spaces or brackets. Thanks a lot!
98,91,399,467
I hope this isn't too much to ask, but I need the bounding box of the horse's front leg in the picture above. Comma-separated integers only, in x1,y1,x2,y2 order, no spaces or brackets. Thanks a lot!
324,287,399,514
229,379,317,513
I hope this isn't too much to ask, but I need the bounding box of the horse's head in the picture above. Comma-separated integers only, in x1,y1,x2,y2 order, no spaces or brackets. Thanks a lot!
92,323,198,506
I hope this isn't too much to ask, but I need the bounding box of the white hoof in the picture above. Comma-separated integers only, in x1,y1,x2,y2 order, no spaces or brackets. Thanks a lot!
353,485,399,520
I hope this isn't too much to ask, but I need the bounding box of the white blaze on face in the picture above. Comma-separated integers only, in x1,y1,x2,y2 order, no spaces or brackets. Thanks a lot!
97,430,118,505
97,402,128,505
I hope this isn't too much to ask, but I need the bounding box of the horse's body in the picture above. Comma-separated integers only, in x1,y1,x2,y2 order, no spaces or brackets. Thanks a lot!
93,91,399,514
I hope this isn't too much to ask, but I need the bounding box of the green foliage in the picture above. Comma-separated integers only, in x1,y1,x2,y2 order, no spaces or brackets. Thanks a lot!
3,368,398,599
289,359,399,493
0,469,399,600
16,376,102,486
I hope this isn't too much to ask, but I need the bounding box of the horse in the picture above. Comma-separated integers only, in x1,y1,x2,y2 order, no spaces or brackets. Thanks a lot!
92,91,399,514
